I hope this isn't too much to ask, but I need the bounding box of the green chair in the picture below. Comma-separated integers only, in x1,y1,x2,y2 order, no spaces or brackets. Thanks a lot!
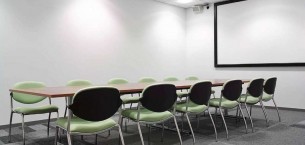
208,80,248,139
65,80,92,117
262,77,281,123
108,78,140,105
175,81,218,143
138,77,157,83
163,77,187,98
185,76,199,81
54,87,125,145
121,84,182,145
163,77,179,82
9,81,59,145
238,78,264,132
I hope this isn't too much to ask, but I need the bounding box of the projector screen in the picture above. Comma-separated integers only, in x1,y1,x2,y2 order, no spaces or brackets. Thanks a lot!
214,0,305,67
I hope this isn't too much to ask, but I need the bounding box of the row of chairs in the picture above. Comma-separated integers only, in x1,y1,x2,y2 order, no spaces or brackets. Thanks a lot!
7,76,197,145
8,77,280,145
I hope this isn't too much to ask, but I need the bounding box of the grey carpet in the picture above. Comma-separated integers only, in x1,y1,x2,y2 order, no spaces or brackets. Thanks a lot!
1,107,305,145
291,120,305,129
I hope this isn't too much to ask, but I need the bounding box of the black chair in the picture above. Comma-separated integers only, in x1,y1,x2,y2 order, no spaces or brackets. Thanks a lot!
175,81,218,143
209,80,248,139
55,87,125,145
238,78,265,132
122,84,182,145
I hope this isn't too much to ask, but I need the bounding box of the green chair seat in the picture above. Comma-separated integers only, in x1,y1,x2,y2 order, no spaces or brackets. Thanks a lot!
209,98,238,109
121,96,141,104
56,117,116,133
122,108,173,122
262,94,273,102
176,101,208,113
239,94,260,104
14,105,58,115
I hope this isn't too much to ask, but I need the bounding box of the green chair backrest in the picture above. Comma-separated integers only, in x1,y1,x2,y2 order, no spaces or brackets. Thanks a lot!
185,76,199,81
12,81,46,104
138,77,157,83
163,77,179,82
108,78,129,85
66,80,92,86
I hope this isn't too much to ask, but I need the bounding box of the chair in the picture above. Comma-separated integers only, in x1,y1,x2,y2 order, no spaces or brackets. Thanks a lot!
138,77,157,83
175,81,218,143
65,80,92,117
163,77,179,82
9,81,59,145
108,78,140,105
121,84,182,145
208,80,248,139
54,87,125,145
238,78,264,132
185,76,199,81
262,77,281,124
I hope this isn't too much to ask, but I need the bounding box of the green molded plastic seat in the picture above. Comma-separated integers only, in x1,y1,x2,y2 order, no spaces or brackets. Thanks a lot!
238,94,260,104
209,98,239,109
14,105,58,115
163,77,179,82
138,77,157,83
185,76,199,81
56,117,116,134
66,80,92,87
122,109,173,122
176,101,208,113
108,78,129,85
121,96,141,104
262,94,273,102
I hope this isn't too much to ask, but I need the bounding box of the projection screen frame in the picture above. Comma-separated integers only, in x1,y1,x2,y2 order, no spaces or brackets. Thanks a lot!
214,0,305,67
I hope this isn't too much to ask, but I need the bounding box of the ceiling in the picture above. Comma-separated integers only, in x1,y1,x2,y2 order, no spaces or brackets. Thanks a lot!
154,0,227,8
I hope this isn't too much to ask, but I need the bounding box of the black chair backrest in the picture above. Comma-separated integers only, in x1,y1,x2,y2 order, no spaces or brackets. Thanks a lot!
222,80,243,101
189,81,212,106
264,77,277,95
140,84,177,112
247,78,264,98
69,87,122,121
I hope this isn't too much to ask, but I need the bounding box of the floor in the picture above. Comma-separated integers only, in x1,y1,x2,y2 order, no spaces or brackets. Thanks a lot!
1,107,305,145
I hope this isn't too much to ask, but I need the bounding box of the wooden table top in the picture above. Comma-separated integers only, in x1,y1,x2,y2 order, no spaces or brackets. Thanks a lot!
9,79,249,98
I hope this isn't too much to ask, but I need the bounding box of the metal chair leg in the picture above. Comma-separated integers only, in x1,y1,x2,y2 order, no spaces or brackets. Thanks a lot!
47,112,51,136
67,133,72,145
181,113,184,131
95,134,98,145
219,107,229,140
161,122,165,142
208,109,218,142
185,113,195,144
214,108,218,122
272,98,281,122
21,114,25,145
55,127,59,145
8,112,13,143
238,104,248,134
244,104,254,132
173,116,183,145
64,97,68,117
137,122,145,145
118,125,125,145
260,101,270,126
250,105,253,116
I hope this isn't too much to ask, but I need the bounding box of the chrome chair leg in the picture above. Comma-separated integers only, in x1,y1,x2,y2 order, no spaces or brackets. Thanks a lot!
118,125,125,145
244,104,254,132
260,101,269,126
8,112,13,143
21,114,25,145
219,107,228,140
185,113,195,144
137,122,145,145
55,127,59,145
272,98,281,122
173,116,183,145
250,105,253,116
67,133,72,145
161,122,165,142
214,108,218,122
208,109,218,142
47,112,51,136
238,104,248,134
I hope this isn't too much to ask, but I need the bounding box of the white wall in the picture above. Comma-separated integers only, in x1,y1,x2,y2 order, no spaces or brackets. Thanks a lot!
186,0,305,109
0,0,187,125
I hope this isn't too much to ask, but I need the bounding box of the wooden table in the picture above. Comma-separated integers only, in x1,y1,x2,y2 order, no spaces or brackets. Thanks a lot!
9,79,247,98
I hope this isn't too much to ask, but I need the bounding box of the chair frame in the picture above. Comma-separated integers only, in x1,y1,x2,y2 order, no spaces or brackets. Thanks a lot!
55,87,125,145
9,92,59,145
